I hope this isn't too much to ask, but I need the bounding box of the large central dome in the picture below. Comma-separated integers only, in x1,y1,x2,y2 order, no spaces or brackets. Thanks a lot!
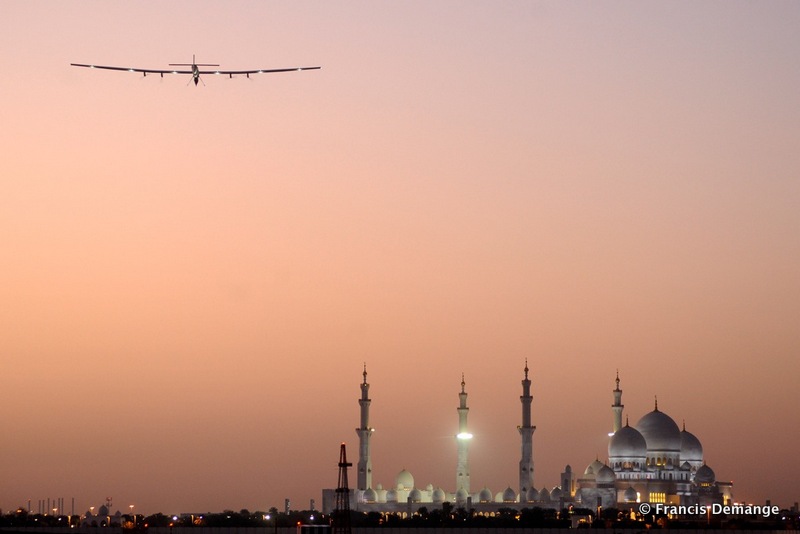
635,408,681,452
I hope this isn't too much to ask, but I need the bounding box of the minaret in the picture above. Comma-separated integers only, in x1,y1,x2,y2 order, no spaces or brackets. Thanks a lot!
518,359,535,499
455,373,472,493
355,364,373,490
611,370,624,434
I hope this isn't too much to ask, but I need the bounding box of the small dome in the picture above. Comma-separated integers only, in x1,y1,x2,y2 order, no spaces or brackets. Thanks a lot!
623,486,637,503
98,506,109,516
455,488,468,502
596,465,616,484
539,487,551,502
376,483,383,490
426,483,433,491
432,488,446,503
479,487,493,502
550,487,563,501
386,489,398,503
526,487,539,501
680,428,703,463
409,488,422,502
695,464,716,485
363,488,377,502
609,424,647,459
680,461,692,471
636,409,681,452
584,458,604,476
395,469,414,490
502,486,517,502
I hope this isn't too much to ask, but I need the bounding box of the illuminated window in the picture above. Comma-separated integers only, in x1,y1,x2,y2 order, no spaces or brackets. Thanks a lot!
650,492,666,503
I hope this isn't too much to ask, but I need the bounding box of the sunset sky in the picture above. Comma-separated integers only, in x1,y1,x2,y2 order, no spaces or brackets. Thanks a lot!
2,1,799,515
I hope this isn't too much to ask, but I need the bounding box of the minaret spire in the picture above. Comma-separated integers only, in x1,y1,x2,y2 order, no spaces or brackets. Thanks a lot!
519,360,535,501
611,370,624,433
654,395,659,411
355,364,374,490
455,373,471,493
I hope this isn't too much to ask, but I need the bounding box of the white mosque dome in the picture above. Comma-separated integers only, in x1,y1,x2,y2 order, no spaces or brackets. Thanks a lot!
695,464,716,485
376,483,383,490
680,427,703,462
432,488,446,503
386,489,398,503
609,424,647,459
680,461,692,471
623,486,637,503
426,483,433,491
478,487,493,503
363,488,377,502
408,488,422,502
636,408,681,452
502,486,517,502
526,487,539,502
539,487,551,502
596,465,616,484
455,488,468,502
550,487,563,501
584,458,604,476
395,469,414,490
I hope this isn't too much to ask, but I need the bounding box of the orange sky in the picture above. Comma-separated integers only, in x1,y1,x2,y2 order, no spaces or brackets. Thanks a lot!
2,1,799,515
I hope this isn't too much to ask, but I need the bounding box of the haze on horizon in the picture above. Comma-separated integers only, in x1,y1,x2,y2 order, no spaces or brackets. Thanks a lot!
2,1,798,515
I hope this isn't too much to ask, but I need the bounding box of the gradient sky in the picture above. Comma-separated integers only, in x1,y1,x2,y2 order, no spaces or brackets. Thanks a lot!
2,1,799,515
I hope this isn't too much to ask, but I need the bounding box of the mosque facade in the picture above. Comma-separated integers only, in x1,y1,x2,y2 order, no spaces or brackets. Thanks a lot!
321,365,732,515
573,372,732,509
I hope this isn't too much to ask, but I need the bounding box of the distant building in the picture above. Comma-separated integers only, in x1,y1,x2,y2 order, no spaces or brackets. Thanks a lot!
321,365,732,515
81,503,123,527
573,372,732,509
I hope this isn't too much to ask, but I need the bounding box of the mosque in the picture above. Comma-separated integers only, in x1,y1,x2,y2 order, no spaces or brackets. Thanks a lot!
321,364,733,515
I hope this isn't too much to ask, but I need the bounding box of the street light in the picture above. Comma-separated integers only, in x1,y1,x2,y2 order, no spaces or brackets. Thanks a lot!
266,512,278,534
130,505,135,525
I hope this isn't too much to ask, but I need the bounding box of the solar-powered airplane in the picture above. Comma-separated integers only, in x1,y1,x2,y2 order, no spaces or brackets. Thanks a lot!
71,54,320,86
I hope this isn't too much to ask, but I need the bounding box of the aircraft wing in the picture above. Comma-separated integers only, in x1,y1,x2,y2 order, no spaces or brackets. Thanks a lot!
71,63,193,74
197,66,321,75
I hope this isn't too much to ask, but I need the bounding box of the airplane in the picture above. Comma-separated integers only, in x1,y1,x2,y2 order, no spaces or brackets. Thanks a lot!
71,54,320,86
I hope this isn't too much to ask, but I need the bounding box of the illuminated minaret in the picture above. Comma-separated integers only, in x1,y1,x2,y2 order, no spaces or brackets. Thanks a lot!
518,360,535,499
611,370,624,434
455,373,472,493
355,364,374,490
